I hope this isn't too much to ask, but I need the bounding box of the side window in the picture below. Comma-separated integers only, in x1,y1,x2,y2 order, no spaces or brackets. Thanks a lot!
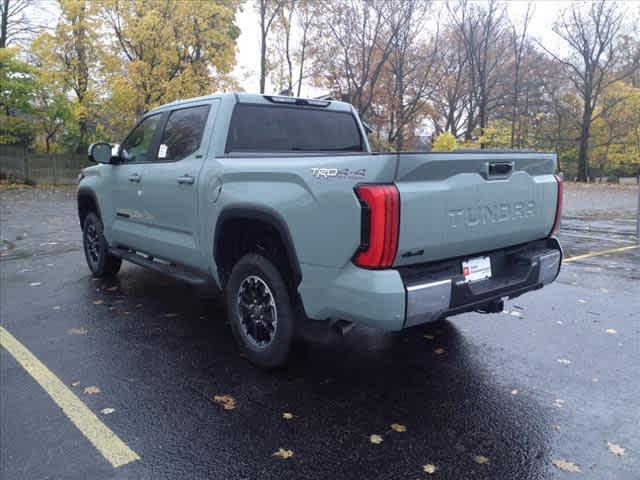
120,114,161,163
157,105,210,162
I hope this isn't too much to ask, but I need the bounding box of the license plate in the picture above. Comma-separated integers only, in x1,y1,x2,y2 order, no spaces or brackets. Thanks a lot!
462,256,492,282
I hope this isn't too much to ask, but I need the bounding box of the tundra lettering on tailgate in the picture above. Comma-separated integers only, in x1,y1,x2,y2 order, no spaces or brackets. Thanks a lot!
448,201,536,229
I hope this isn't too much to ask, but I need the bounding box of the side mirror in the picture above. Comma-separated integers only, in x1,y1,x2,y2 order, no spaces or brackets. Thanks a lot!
88,143,113,164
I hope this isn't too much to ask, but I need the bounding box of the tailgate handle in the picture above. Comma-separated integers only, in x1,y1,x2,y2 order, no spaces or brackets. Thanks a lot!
488,161,514,177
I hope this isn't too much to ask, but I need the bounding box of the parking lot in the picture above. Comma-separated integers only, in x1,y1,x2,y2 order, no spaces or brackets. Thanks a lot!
1,183,638,479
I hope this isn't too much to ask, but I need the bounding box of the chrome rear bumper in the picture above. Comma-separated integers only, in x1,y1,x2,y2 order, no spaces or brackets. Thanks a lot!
403,238,563,328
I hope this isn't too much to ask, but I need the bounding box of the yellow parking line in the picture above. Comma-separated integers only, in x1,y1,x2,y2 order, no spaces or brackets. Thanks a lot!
564,244,640,263
0,326,140,468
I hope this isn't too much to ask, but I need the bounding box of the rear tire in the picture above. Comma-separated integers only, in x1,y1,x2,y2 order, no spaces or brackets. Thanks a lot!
225,253,294,369
82,212,122,277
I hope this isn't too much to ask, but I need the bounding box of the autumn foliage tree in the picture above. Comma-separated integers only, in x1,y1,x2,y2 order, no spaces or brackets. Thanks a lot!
100,0,240,132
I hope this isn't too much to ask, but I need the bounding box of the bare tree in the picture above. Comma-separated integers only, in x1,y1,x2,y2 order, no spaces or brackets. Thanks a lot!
1,0,40,47
448,0,508,142
385,0,438,150
429,29,468,138
258,0,285,93
318,0,397,119
541,0,639,181
294,0,312,96
508,3,532,148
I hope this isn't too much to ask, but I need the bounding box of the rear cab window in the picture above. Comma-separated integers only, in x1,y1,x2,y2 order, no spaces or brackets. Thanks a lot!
157,105,210,161
225,104,363,153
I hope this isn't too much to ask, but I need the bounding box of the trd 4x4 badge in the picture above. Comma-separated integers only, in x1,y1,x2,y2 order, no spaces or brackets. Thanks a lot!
310,168,367,180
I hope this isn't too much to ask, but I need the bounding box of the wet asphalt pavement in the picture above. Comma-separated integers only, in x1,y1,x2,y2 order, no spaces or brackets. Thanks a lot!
1,183,638,480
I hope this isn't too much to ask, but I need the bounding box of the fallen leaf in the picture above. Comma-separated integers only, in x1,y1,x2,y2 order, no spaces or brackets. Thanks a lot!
213,394,236,411
282,412,294,420
434,347,445,355
68,327,88,335
552,459,581,472
93,299,103,305
101,407,115,415
370,434,383,444
557,358,571,365
423,334,434,340
273,448,294,459
390,423,407,433
607,441,625,457
83,386,101,395
423,464,437,474
29,282,41,287
605,328,617,334
474,455,490,465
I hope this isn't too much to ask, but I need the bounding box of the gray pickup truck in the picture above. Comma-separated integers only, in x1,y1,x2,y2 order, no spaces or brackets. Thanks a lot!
78,93,563,368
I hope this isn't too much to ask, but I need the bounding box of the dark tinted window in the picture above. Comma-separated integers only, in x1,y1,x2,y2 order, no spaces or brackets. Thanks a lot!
120,114,161,163
157,105,210,161
225,105,363,153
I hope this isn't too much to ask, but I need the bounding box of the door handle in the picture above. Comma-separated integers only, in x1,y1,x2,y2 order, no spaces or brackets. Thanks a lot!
177,175,195,185
488,162,514,176
128,173,141,183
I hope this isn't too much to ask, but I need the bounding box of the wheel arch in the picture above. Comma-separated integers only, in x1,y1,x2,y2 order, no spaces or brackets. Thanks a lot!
213,206,302,289
77,187,102,229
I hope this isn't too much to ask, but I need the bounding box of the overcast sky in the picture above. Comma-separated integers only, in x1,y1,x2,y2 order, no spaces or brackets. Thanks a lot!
25,0,639,96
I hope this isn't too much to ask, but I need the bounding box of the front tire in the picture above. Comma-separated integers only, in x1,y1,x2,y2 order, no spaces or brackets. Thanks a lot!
225,253,294,369
83,212,122,277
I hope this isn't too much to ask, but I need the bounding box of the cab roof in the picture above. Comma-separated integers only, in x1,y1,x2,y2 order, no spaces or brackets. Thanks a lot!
148,92,354,114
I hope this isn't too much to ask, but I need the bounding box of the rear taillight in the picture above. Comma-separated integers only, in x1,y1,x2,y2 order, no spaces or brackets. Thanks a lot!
549,174,563,236
354,184,400,269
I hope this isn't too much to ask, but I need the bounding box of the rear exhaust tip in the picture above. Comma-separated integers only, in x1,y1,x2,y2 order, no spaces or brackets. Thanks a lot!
330,319,357,336
476,298,504,314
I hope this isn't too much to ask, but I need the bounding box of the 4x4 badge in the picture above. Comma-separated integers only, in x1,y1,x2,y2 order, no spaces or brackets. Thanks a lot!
310,168,366,180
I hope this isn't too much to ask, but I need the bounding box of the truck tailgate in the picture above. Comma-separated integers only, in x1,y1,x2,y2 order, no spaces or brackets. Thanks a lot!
393,152,559,266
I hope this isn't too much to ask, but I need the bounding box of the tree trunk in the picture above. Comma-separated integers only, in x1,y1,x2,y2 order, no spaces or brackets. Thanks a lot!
259,0,267,94
576,93,593,182
510,70,519,148
296,26,308,97
577,118,590,182
1,0,8,48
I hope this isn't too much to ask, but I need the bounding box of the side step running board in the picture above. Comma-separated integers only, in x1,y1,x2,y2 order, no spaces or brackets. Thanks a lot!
109,248,208,286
